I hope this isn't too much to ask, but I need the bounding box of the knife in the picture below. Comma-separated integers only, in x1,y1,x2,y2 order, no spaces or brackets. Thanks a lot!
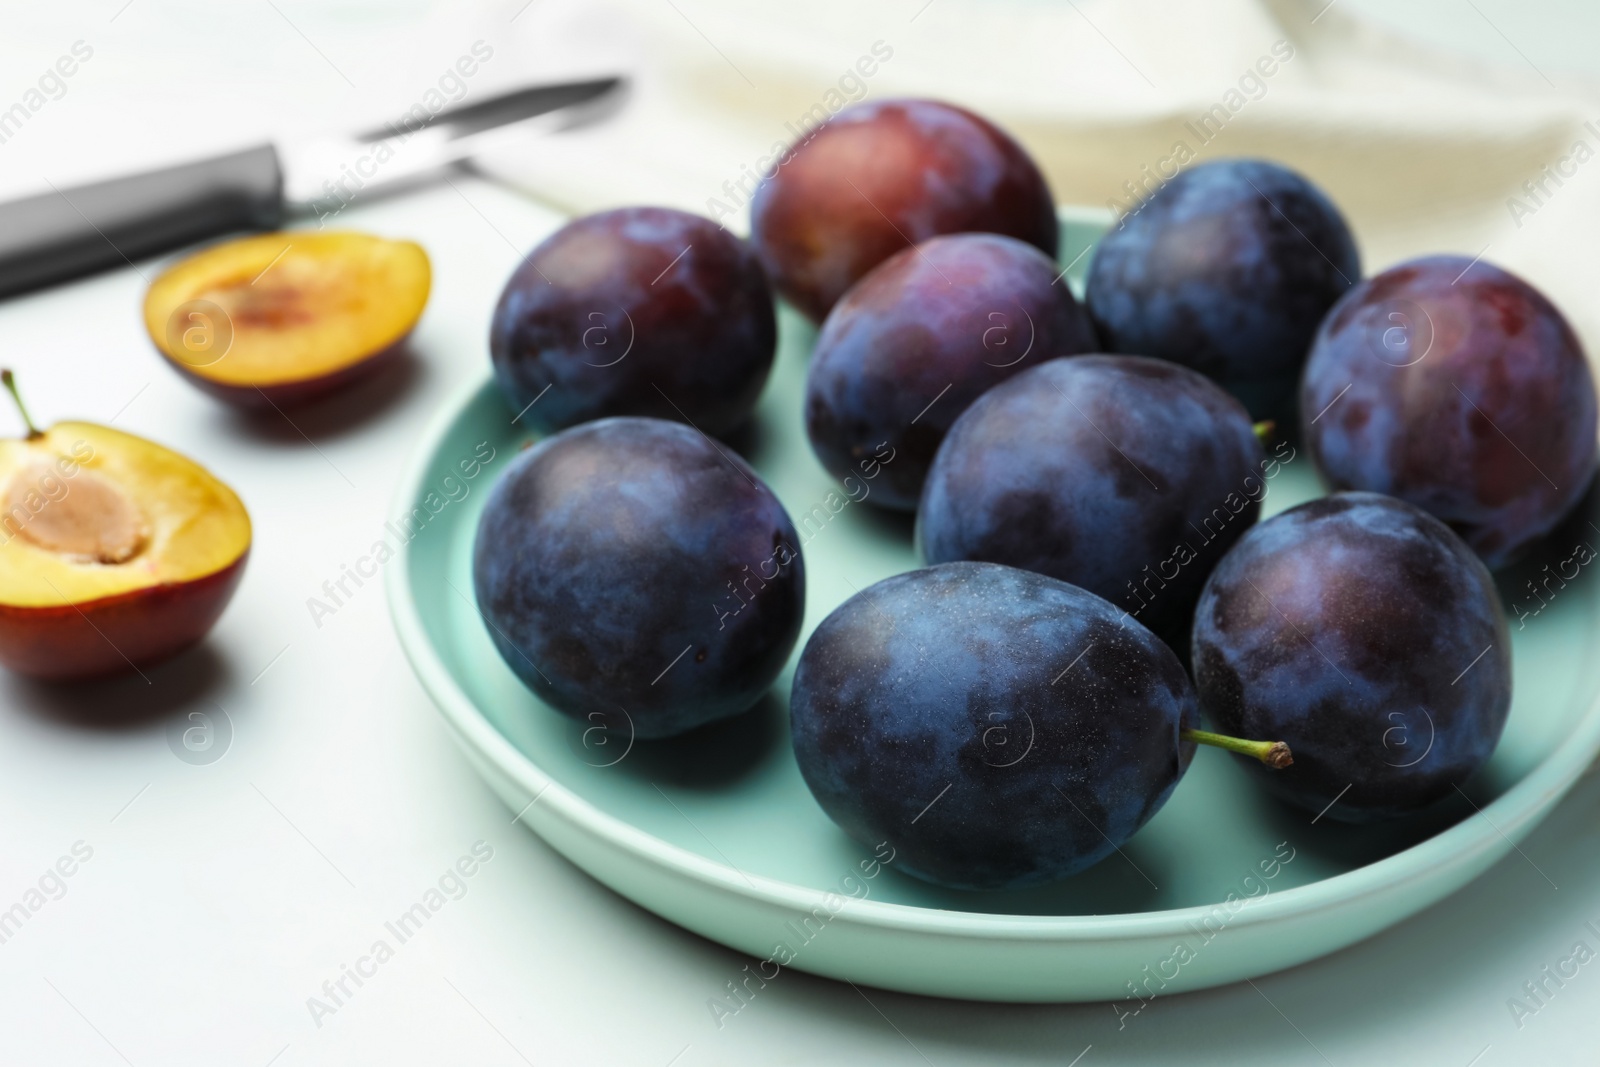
0,75,625,299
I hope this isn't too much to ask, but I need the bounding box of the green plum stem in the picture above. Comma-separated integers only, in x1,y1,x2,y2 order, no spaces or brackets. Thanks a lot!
0,368,41,439
1252,419,1276,446
1183,728,1293,769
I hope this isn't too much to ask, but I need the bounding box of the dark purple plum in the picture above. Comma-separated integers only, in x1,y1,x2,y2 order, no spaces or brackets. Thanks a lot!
473,417,804,739
1192,492,1512,822
805,233,1096,511
750,98,1059,322
489,207,775,436
1301,255,1598,568
790,561,1200,890
1086,158,1359,422
919,355,1272,654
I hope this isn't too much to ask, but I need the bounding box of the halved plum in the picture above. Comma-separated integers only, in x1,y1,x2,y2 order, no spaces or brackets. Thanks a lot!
143,231,430,408
0,373,250,679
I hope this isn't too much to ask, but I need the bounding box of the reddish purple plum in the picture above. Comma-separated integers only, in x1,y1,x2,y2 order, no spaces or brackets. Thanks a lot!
805,233,1096,511
1192,493,1511,822
1301,255,1598,567
489,207,776,436
750,99,1059,322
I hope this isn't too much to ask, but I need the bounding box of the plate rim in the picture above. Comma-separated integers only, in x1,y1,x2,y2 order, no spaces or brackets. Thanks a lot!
387,368,1600,943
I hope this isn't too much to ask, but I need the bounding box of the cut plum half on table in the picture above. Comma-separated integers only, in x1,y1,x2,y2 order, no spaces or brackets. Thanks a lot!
0,371,250,680
143,231,431,408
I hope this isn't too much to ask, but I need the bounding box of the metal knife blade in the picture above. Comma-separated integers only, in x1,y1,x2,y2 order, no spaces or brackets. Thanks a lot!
354,75,623,143
281,76,625,216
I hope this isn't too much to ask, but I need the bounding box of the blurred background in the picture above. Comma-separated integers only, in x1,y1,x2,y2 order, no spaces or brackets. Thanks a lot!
1,1,1598,1064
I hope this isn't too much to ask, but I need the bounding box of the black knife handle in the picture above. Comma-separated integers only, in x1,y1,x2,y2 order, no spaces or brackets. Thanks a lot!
0,144,284,299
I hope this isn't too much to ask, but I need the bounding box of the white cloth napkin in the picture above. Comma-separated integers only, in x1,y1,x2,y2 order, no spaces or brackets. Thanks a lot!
480,0,1600,359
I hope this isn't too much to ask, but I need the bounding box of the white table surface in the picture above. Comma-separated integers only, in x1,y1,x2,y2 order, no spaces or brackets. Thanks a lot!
2,2,1598,1064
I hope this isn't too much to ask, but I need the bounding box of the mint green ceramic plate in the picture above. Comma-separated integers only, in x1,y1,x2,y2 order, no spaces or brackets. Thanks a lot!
388,209,1600,1002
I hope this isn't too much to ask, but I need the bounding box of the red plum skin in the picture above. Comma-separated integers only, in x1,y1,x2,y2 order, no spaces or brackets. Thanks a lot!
1301,255,1598,568
805,233,1097,511
1192,493,1511,822
490,207,776,436
750,98,1058,322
